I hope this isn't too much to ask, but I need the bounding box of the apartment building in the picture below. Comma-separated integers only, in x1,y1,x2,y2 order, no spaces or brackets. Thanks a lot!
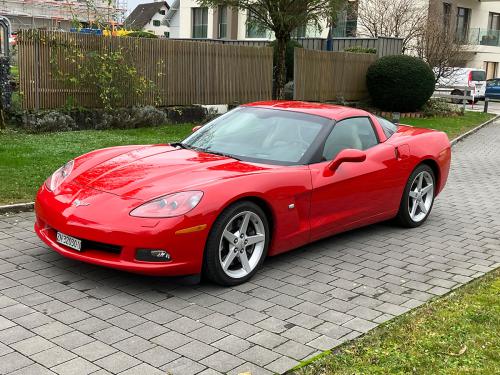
427,0,500,78
0,0,127,32
164,0,333,40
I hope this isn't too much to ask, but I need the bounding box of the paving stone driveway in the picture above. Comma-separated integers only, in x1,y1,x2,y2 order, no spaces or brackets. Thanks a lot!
1,123,499,375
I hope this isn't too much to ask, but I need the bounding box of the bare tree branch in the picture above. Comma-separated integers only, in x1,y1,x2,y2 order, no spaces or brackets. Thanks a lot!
357,0,426,53
415,15,475,83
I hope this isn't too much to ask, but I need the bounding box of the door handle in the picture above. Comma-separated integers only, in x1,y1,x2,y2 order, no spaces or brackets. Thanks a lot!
395,144,410,160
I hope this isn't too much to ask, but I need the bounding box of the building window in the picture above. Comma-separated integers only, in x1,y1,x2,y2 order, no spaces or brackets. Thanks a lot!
443,3,451,31
192,7,208,38
159,9,166,15
153,20,161,27
455,7,471,42
489,12,500,31
164,31,170,38
331,1,358,38
485,61,498,80
246,11,268,38
218,5,228,39
292,25,307,38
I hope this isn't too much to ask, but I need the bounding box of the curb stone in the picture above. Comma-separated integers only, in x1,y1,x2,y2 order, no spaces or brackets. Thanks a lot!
0,202,34,214
0,115,498,215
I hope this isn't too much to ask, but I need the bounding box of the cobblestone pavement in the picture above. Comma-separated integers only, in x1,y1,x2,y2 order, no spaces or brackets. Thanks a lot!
1,123,499,375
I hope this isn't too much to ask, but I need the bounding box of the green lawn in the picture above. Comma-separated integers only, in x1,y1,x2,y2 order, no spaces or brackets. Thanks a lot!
295,269,500,375
0,110,496,205
402,112,495,140
0,125,193,205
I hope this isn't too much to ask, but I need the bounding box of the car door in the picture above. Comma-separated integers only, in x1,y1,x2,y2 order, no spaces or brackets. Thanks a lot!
487,79,500,99
308,117,403,241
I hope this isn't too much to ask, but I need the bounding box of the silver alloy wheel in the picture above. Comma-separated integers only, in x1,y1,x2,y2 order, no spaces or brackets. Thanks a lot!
219,211,266,279
408,170,434,222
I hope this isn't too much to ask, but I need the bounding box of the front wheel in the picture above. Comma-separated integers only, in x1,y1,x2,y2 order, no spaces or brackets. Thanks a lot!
396,164,435,228
203,201,269,286
451,89,464,104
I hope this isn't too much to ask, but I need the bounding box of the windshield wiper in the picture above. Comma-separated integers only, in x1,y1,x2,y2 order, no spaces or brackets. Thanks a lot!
200,148,241,161
170,142,188,149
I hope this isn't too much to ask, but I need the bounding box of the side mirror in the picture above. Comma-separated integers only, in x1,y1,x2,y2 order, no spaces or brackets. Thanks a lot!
327,149,366,172
192,125,202,133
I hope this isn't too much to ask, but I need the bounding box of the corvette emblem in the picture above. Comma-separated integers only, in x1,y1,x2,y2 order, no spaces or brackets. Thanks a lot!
73,199,90,207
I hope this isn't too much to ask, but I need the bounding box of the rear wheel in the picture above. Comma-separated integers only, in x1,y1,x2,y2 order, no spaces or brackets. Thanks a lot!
203,201,269,286
451,89,464,104
396,164,435,228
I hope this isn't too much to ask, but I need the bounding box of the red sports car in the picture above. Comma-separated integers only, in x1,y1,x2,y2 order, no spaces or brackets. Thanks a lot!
35,101,451,285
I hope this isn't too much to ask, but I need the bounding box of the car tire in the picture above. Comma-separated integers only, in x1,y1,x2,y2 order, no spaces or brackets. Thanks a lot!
395,164,436,228
451,89,464,104
203,201,270,286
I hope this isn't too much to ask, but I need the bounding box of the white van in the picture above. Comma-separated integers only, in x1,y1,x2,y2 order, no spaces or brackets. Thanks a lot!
436,68,487,103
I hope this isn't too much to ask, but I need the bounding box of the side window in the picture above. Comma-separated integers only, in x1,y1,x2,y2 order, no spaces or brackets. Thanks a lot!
322,117,378,161
376,116,398,138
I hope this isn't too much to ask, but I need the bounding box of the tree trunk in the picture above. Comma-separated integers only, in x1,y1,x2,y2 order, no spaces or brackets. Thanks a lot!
273,36,289,100
0,109,5,130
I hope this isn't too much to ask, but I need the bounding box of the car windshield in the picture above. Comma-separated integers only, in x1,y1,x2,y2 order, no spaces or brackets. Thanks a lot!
181,107,329,165
471,70,486,81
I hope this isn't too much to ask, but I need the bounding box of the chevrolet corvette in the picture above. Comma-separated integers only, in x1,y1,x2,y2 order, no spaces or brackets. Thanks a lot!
35,101,451,285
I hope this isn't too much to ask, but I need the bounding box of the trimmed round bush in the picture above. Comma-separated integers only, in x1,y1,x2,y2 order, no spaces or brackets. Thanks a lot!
366,55,435,112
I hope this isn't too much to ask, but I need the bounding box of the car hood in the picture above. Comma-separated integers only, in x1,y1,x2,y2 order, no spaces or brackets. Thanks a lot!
71,145,269,200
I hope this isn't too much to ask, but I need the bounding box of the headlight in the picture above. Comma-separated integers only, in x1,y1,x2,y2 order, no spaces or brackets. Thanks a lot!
130,191,204,218
45,160,74,191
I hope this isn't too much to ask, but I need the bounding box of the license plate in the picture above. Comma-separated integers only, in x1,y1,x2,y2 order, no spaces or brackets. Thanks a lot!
56,232,82,251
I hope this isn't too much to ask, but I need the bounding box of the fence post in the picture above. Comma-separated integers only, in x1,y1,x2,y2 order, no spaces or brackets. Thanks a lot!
293,48,297,100
34,35,40,110
462,89,467,112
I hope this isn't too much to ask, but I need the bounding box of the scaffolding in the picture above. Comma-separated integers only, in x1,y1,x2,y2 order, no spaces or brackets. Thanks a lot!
0,0,127,31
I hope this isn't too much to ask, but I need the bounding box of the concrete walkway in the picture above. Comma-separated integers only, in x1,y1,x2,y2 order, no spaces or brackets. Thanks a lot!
0,122,499,375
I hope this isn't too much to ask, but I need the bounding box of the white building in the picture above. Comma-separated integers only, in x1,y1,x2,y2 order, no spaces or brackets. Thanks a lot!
164,0,328,40
355,0,500,78
125,1,170,37
0,0,126,32
440,0,500,78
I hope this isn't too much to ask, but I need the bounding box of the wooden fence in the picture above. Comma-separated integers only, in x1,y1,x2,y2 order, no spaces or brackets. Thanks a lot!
293,48,377,102
17,30,273,109
172,36,403,56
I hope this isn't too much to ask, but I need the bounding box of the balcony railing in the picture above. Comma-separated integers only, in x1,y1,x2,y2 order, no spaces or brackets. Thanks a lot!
467,28,500,47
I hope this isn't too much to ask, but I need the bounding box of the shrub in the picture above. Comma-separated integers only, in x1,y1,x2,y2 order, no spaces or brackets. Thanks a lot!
270,39,302,82
16,105,204,133
344,46,376,54
51,47,154,110
95,106,168,130
127,31,157,38
25,111,76,133
366,55,435,112
0,57,12,129
134,106,168,127
421,98,462,117
163,106,207,124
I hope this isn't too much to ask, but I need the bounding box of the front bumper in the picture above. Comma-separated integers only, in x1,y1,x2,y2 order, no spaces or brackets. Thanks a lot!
34,183,211,277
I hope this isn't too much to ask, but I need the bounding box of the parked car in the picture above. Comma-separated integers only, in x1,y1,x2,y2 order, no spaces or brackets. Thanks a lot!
486,78,500,99
35,101,451,286
437,68,487,103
